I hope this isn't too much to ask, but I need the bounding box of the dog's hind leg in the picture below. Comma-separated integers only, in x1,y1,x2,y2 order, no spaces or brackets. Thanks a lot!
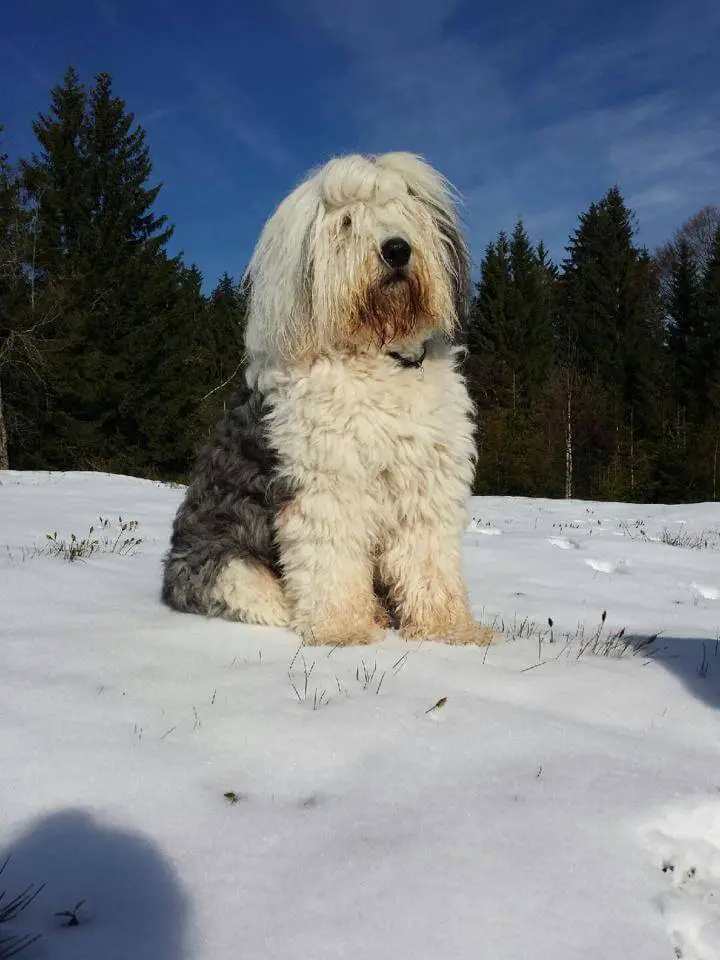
210,558,291,626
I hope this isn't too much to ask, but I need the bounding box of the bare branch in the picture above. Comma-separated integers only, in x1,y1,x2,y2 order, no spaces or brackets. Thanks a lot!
197,361,244,403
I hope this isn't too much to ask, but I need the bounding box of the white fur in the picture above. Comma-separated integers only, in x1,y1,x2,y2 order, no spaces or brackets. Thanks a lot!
216,151,498,646
261,342,491,645
244,152,466,367
211,559,290,626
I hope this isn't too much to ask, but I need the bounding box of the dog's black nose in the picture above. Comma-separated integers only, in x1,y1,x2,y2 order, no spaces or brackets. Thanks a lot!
381,237,412,269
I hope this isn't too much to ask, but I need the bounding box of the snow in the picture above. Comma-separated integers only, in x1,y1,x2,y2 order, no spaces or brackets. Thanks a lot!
1,469,720,960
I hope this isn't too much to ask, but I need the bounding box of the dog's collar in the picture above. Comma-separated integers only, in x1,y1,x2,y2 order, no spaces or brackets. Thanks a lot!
386,343,428,369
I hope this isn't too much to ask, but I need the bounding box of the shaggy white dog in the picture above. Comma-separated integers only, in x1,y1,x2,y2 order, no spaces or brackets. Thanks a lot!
163,152,498,647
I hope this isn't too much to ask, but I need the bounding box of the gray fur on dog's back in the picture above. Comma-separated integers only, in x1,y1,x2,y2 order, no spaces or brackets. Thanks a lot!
161,386,293,619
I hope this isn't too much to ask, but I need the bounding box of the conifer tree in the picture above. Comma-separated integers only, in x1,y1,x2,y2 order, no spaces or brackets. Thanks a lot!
469,233,513,407
22,69,87,268
695,227,720,423
123,261,211,477
204,272,247,391
0,126,52,468
558,187,636,381
470,224,557,409
508,223,555,394
468,224,560,495
667,238,701,415
0,128,15,467
191,272,248,439
557,187,664,497
20,68,185,473
83,71,172,262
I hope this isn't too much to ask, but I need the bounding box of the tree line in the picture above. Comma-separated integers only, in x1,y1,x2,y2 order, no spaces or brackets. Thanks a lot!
0,68,245,479
1,68,719,501
467,193,720,502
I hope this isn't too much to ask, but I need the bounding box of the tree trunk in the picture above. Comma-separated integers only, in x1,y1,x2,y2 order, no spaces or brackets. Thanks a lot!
564,373,573,499
630,406,635,496
0,379,9,470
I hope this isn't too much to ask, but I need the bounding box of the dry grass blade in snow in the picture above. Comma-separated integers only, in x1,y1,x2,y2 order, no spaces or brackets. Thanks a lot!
0,857,43,959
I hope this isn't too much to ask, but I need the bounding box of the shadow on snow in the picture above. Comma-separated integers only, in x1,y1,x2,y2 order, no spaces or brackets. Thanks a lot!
0,808,192,960
631,632,720,711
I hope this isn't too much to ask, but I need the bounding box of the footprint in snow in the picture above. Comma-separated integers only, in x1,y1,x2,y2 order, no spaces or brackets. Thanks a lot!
641,799,720,960
548,536,580,551
691,583,720,602
467,522,502,536
585,558,629,575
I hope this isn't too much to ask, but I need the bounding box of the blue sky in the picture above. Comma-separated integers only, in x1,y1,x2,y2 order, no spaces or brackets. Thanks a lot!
2,0,719,288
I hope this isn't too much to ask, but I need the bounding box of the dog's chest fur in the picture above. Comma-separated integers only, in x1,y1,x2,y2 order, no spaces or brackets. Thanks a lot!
259,347,476,529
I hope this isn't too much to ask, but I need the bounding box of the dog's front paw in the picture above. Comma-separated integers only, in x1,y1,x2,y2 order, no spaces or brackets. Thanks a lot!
400,617,502,647
372,602,395,630
294,620,386,647
436,620,503,647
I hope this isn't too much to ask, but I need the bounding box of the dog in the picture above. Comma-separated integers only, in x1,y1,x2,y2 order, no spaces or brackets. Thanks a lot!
162,152,498,647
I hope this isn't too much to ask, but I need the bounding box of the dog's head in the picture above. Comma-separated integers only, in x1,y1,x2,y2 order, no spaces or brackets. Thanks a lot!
244,152,471,364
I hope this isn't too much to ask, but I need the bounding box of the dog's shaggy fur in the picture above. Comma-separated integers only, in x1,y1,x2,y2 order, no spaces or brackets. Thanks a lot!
162,152,498,646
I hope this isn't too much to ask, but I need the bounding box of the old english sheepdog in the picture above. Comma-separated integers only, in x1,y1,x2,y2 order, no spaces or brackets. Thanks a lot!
162,152,498,647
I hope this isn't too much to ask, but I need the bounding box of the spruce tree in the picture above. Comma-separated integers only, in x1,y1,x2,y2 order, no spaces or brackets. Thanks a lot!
0,128,15,467
83,72,172,262
695,227,720,422
470,224,557,408
123,261,211,477
508,223,555,394
667,238,701,415
0,126,50,468
20,68,186,474
204,272,247,390
468,233,513,407
558,187,638,382
191,272,248,439
557,187,664,498
468,224,559,495
22,68,88,265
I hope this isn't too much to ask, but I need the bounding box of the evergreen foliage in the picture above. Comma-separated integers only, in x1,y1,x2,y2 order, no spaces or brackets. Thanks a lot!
0,67,719,501
3,69,247,477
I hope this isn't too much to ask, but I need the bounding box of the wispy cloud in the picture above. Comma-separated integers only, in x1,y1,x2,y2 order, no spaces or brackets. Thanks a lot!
0,38,55,92
184,63,292,172
138,104,185,128
276,0,720,261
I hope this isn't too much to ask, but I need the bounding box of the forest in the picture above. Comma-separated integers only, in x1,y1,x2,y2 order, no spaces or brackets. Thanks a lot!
2,68,719,502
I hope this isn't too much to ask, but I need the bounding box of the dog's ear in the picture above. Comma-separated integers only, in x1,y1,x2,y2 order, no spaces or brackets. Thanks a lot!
244,177,320,361
298,223,315,319
418,192,472,336
440,214,472,334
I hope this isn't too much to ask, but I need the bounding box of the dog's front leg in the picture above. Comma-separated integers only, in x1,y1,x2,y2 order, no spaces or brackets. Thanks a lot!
275,486,384,646
379,524,497,645
381,526,499,646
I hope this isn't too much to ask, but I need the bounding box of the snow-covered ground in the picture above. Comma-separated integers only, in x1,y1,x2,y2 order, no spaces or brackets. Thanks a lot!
1,470,720,960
